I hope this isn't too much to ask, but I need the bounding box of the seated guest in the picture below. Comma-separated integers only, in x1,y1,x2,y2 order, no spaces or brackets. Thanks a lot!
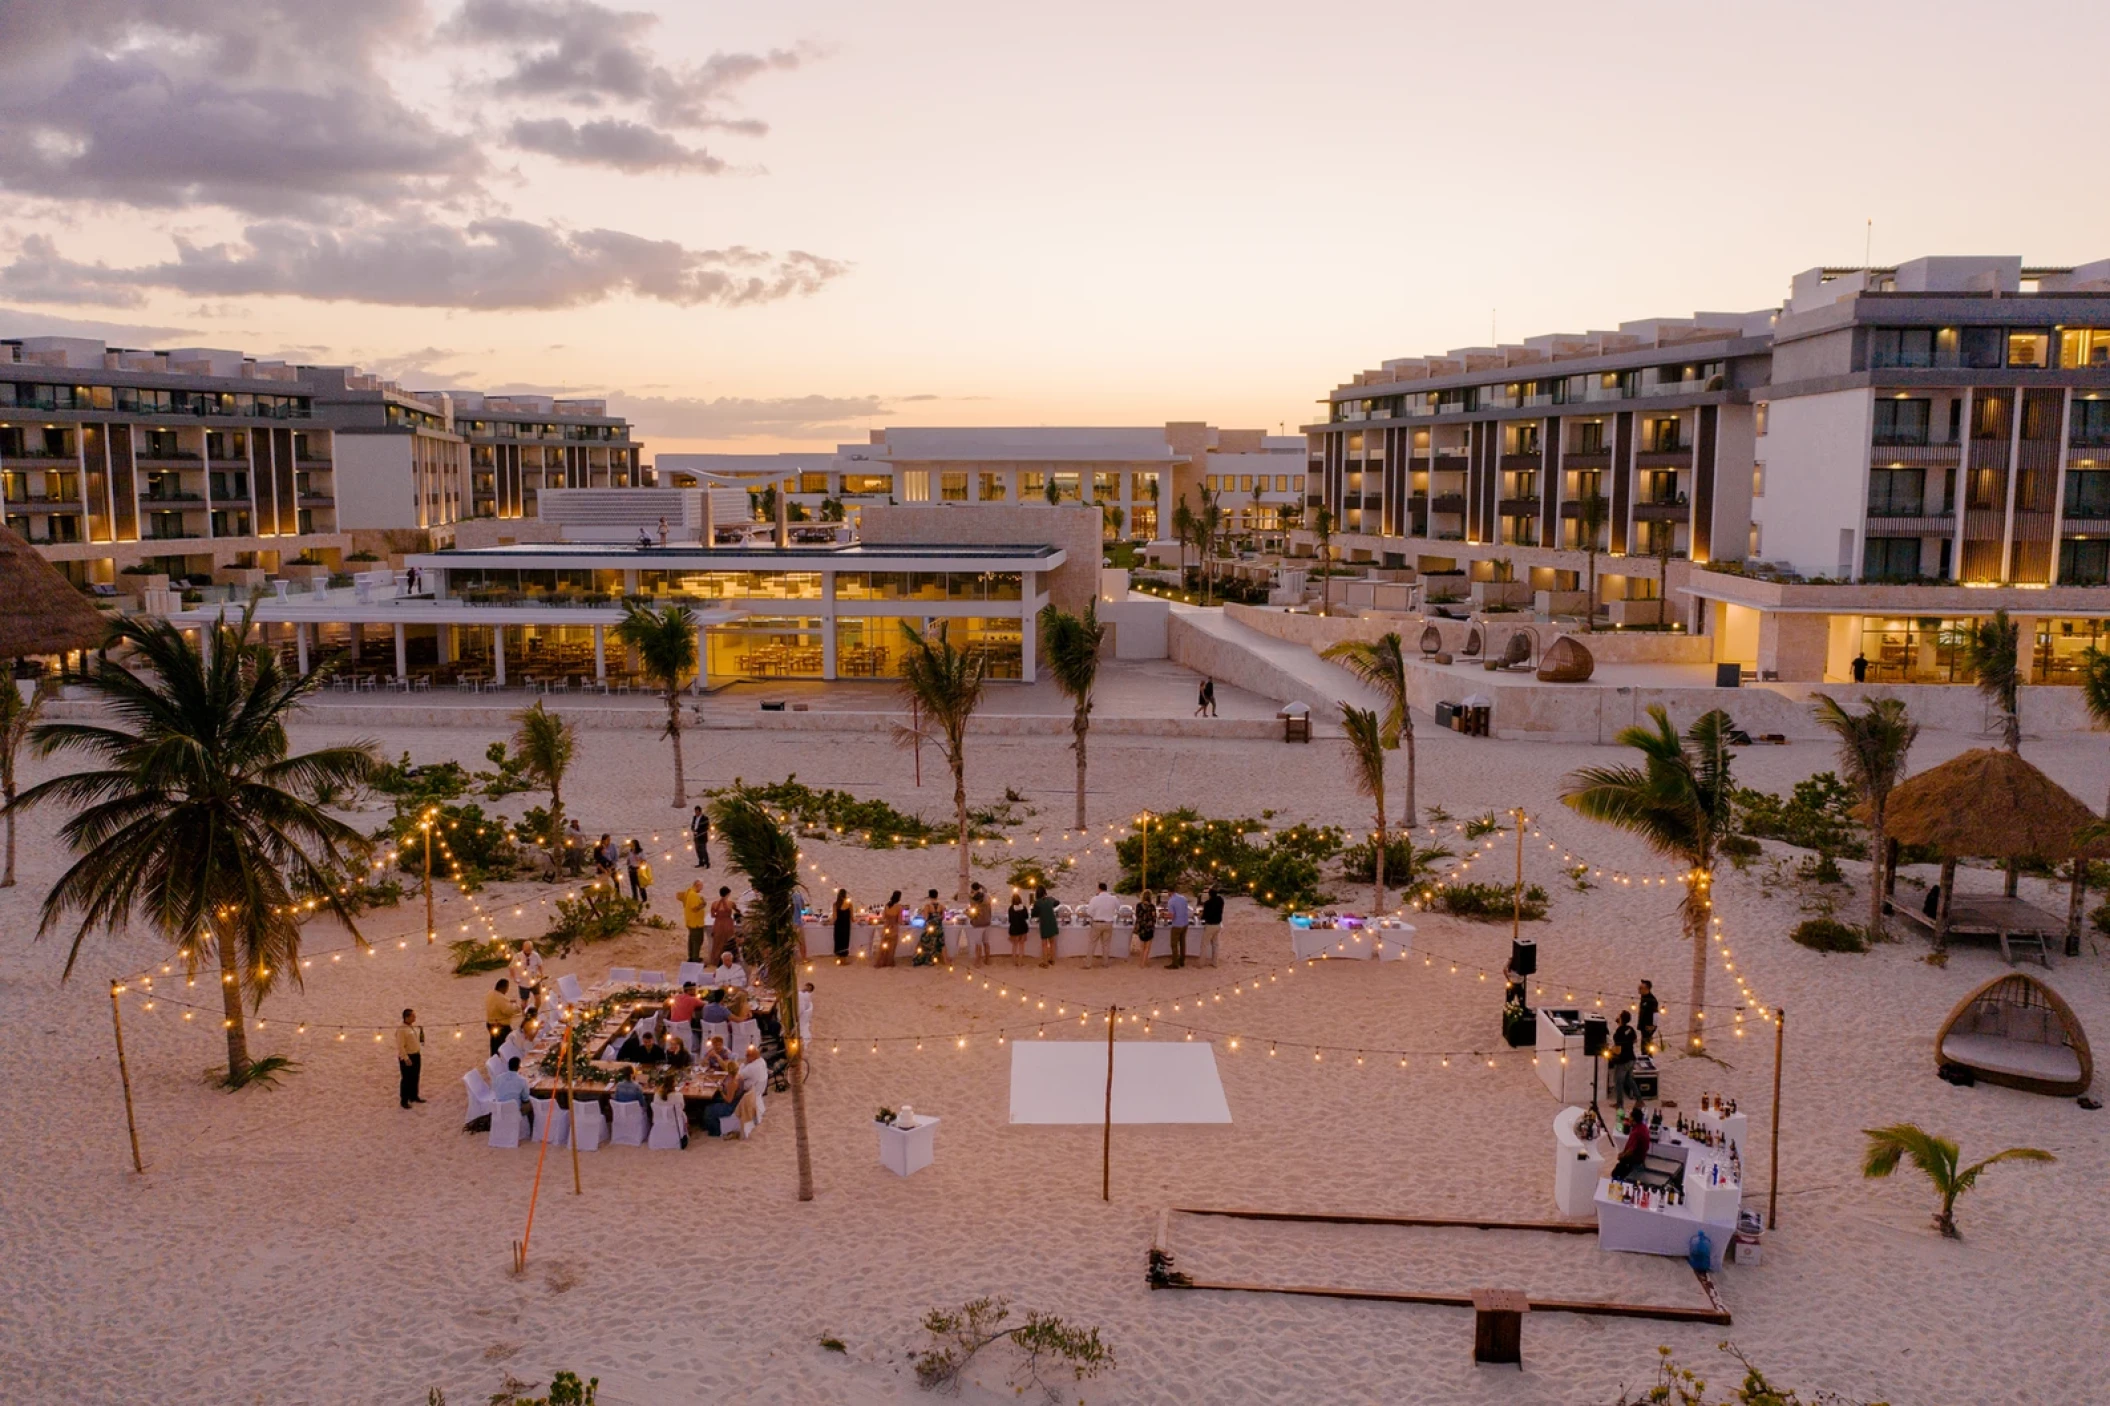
490,1056,531,1111
724,986,753,1022
616,1027,662,1064
1610,1108,1653,1182
714,950,748,989
739,1043,770,1101
662,1034,694,1070
703,1035,738,1075
611,1066,646,1104
668,982,702,1024
701,991,732,1028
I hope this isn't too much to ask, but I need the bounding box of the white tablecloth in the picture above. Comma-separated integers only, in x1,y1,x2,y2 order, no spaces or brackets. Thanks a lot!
805,920,1212,962
1552,1107,1607,1217
1289,923,1413,961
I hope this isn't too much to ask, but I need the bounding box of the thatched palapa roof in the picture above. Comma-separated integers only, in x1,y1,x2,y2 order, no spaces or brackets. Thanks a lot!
1879,748,2103,861
0,525,109,658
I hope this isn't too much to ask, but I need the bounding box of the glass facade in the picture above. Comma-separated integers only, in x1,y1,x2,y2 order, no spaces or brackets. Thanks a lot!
707,616,825,679
2035,618,2108,684
1858,617,1977,684
834,571,1021,601
637,569,822,601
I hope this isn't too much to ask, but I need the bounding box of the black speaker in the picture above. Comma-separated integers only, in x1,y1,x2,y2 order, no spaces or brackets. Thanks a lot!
1509,938,1537,976
1582,1014,1608,1058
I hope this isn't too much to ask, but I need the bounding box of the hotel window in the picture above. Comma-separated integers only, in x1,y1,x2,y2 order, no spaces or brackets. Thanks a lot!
1751,463,1764,499
1275,474,1290,492
1131,471,1158,502
841,473,890,495
940,471,968,501
1861,538,1922,583
1573,421,1607,454
2059,329,2110,369
901,471,931,501
2072,399,2110,447
1050,472,1081,502
2063,469,2110,517
1093,471,1119,500
1754,402,1768,437
1869,327,1938,369
1872,398,1931,447
1205,475,1218,491
2037,619,2110,681
1867,469,1925,516
2006,331,2052,368
798,472,829,494
1020,471,1047,500
978,471,1007,500
1958,327,2004,369
1238,475,1253,492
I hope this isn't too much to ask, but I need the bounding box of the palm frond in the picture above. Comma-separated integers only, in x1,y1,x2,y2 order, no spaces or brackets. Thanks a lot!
1339,704,1387,804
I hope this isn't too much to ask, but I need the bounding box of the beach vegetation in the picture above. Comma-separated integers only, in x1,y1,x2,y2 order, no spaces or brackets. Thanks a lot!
1733,773,1865,860
541,889,643,956
914,1296,1115,1404
510,702,576,867
17,609,378,1086
1114,808,1340,911
1962,610,2022,753
1811,695,1919,941
1431,880,1549,921
1789,918,1867,953
1613,1342,1890,1404
1339,835,1452,888
448,937,511,975
1861,1123,2053,1239
708,774,948,848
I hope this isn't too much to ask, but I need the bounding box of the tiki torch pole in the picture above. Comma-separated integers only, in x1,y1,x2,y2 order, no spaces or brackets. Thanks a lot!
110,980,145,1174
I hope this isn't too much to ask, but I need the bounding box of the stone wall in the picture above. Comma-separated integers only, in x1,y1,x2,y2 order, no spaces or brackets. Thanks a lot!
858,503,1100,617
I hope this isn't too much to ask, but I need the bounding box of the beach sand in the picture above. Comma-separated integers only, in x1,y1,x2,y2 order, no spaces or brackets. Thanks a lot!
2,684,2105,1404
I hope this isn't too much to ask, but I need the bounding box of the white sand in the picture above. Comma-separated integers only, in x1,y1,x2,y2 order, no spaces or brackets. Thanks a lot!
3,674,2106,1405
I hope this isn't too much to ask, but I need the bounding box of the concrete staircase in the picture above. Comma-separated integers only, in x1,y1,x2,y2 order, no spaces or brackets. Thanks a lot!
1165,605,1385,725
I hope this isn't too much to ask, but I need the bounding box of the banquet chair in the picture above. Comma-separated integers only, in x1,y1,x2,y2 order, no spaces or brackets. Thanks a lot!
528,1095,570,1149
608,966,639,985
729,1019,761,1059
677,961,709,986
571,1099,608,1152
555,974,584,1005
501,1030,530,1061
647,1095,687,1150
487,1100,524,1149
485,1052,509,1083
703,1020,732,1052
462,1069,496,1128
610,1100,650,1147
638,969,667,985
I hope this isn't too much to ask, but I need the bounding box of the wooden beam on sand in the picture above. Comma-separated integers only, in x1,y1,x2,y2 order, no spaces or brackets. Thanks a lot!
1170,1207,1596,1235
1165,1279,1731,1327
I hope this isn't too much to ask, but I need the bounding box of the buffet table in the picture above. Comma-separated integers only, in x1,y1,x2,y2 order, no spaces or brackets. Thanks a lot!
802,915,1211,962
1591,1121,1742,1270
1288,917,1414,962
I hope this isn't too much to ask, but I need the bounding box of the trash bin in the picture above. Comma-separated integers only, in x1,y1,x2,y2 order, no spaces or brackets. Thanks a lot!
1714,663,1741,688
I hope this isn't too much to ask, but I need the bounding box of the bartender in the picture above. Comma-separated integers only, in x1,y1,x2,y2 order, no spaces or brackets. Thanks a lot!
1610,1106,1652,1181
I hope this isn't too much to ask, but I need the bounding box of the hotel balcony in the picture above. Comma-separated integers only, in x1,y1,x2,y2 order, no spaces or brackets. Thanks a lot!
1632,501,1691,522
1429,493,1467,515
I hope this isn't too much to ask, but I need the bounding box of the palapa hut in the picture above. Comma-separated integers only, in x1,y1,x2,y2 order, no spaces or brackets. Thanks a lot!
0,525,110,666
1879,748,2104,950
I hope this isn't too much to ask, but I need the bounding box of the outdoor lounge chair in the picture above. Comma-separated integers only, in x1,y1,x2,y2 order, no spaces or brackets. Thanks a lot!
1419,624,1444,658
1535,636,1594,683
1460,627,1483,659
1933,972,2092,1097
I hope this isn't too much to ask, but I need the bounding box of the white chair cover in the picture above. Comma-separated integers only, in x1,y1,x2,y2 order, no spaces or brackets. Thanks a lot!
501,1030,529,1060
677,961,710,986
462,1069,496,1126
554,974,584,1005
647,1095,686,1150
703,1020,731,1052
486,1053,510,1084
610,1099,649,1146
488,1099,524,1149
729,1019,761,1060
638,969,667,985
608,966,639,985
571,1099,608,1152
528,1094,570,1148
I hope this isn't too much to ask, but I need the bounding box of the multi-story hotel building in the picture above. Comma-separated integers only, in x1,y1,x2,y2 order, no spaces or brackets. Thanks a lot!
1305,255,2110,683
0,337,640,586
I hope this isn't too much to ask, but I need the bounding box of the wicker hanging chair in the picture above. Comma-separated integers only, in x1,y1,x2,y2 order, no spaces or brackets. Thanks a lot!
1535,635,1595,683
1460,626,1483,659
1934,972,2093,1096
1419,624,1443,657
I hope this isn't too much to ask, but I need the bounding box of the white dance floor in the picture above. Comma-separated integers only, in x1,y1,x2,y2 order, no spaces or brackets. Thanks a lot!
1007,1041,1233,1124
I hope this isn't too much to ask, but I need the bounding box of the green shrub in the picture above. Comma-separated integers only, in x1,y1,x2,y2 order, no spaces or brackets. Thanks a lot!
1433,881,1548,921
542,891,643,956
1720,833,1763,869
449,938,511,975
1790,917,1867,953
1112,808,1341,911
1338,836,1453,886
1734,773,1865,859
711,774,948,848
388,801,520,890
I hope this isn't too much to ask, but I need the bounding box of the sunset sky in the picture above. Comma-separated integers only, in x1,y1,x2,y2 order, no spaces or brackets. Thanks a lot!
3,1,2106,455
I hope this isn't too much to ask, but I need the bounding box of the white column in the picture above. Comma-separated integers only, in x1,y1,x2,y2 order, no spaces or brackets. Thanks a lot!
694,619,709,692
393,623,408,680
493,626,506,687
821,571,837,679
1019,602,1037,684
295,622,309,673
438,623,455,663
593,624,606,681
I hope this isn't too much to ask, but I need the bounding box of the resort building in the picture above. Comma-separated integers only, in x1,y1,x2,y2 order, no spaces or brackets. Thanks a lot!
1304,255,2110,682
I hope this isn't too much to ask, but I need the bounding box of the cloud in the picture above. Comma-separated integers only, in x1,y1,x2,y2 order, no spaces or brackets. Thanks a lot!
0,305,195,344
506,118,726,174
0,4,477,217
0,220,849,311
608,392,890,441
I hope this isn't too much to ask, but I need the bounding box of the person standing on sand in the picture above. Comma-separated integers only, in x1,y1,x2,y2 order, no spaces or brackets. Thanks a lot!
709,885,739,962
625,838,651,904
484,978,520,1054
1164,888,1191,969
877,890,904,968
832,888,855,963
1007,888,1031,966
1636,979,1659,1056
1033,886,1060,966
1199,886,1224,967
1085,882,1119,968
1132,889,1158,968
966,882,993,966
1195,677,1210,717
396,1008,424,1108
1608,1009,1639,1108
690,805,711,868
915,889,947,965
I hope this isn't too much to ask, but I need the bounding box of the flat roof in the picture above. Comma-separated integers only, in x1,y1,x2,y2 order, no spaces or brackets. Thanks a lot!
407,542,1066,569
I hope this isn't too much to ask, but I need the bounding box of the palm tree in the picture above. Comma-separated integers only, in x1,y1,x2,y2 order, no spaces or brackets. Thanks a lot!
0,675,46,886
16,611,377,1084
712,791,815,1201
1963,609,2022,752
1322,631,1416,826
1576,492,1609,631
897,622,986,901
1861,1123,2053,1239
1198,484,1226,605
1171,498,1196,587
1038,602,1104,830
1811,694,1918,941
511,700,577,864
614,600,699,807
1561,706,1737,1054
1101,503,1125,542
1341,704,1388,913
1312,505,1336,617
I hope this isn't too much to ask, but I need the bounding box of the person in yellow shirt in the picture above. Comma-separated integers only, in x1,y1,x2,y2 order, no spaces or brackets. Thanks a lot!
484,978,521,1054
680,881,711,964
396,1008,425,1109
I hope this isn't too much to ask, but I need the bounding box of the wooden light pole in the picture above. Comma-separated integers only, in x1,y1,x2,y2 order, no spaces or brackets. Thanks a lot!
1510,807,1527,942
1768,1007,1785,1230
1102,1004,1117,1202
109,980,145,1174
565,1017,582,1196
423,810,435,944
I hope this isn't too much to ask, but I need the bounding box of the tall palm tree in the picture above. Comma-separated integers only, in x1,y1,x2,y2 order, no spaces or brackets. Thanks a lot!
1341,704,1388,913
1322,631,1417,826
1576,492,1609,631
1861,1123,2053,1239
1198,484,1226,605
1312,505,1336,617
16,610,377,1083
1561,706,1737,1054
1812,694,1919,941
897,622,986,901
0,675,46,886
511,699,577,864
1963,609,2022,752
712,791,815,1201
1170,498,1196,587
614,600,699,807
1101,503,1125,542
1038,602,1104,830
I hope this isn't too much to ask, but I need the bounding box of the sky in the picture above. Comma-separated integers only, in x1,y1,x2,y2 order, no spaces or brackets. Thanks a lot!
2,0,2107,456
